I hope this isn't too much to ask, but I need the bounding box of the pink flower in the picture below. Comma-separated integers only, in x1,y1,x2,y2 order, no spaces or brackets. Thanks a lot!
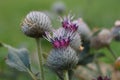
44,28,75,48
60,14,78,32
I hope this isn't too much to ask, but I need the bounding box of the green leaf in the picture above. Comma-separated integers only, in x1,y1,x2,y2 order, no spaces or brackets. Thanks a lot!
78,54,94,65
6,47,31,72
78,52,105,65
0,42,31,72
96,52,105,58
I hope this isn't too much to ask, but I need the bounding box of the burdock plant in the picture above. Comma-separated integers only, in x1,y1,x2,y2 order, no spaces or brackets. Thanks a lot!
93,76,111,80
90,29,117,59
51,1,66,15
59,15,84,80
0,12,83,80
44,28,79,80
21,11,52,80
60,14,83,52
111,20,120,41
73,18,92,41
1,9,120,80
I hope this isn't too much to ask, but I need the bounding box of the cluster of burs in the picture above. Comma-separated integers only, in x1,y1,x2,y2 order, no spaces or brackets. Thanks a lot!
20,10,120,80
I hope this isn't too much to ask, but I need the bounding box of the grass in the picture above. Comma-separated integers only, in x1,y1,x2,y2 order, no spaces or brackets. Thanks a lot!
0,0,120,80
0,0,120,48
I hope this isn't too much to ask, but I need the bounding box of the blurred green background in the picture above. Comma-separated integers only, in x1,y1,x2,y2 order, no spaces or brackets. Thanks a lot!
0,0,120,80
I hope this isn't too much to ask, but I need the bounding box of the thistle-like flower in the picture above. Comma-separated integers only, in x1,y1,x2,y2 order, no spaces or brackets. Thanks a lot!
60,15,82,51
98,29,112,45
44,28,75,48
111,20,120,41
47,47,78,79
91,29,113,49
51,1,66,15
73,18,92,41
45,28,78,80
60,14,78,32
93,76,111,80
21,11,52,38
70,32,82,51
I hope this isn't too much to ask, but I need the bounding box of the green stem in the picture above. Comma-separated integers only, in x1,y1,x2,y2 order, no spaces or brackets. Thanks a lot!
95,60,102,76
36,38,44,80
94,54,102,76
64,71,69,80
107,46,117,60
27,69,37,80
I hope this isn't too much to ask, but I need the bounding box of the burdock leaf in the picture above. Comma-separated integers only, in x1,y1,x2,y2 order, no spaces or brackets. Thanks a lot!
78,54,94,65
96,52,105,58
0,42,31,72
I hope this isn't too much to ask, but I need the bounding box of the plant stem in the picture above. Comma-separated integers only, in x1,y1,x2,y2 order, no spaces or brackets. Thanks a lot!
95,60,102,76
107,46,117,60
27,69,37,80
64,71,69,80
36,38,44,80
94,54,102,76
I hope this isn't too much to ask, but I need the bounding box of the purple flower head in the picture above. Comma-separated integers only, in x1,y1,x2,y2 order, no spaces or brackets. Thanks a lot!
62,18,70,29
44,28,75,48
69,23,78,32
60,14,78,32
93,76,111,80
52,37,70,48
97,76,103,80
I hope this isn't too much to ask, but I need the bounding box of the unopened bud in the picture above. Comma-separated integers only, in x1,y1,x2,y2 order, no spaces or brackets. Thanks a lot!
21,11,52,38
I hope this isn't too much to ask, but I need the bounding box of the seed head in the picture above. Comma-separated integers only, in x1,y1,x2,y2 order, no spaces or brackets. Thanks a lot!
73,18,92,41
98,29,113,44
111,20,120,41
114,20,120,26
21,11,52,38
91,29,113,49
51,1,66,15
